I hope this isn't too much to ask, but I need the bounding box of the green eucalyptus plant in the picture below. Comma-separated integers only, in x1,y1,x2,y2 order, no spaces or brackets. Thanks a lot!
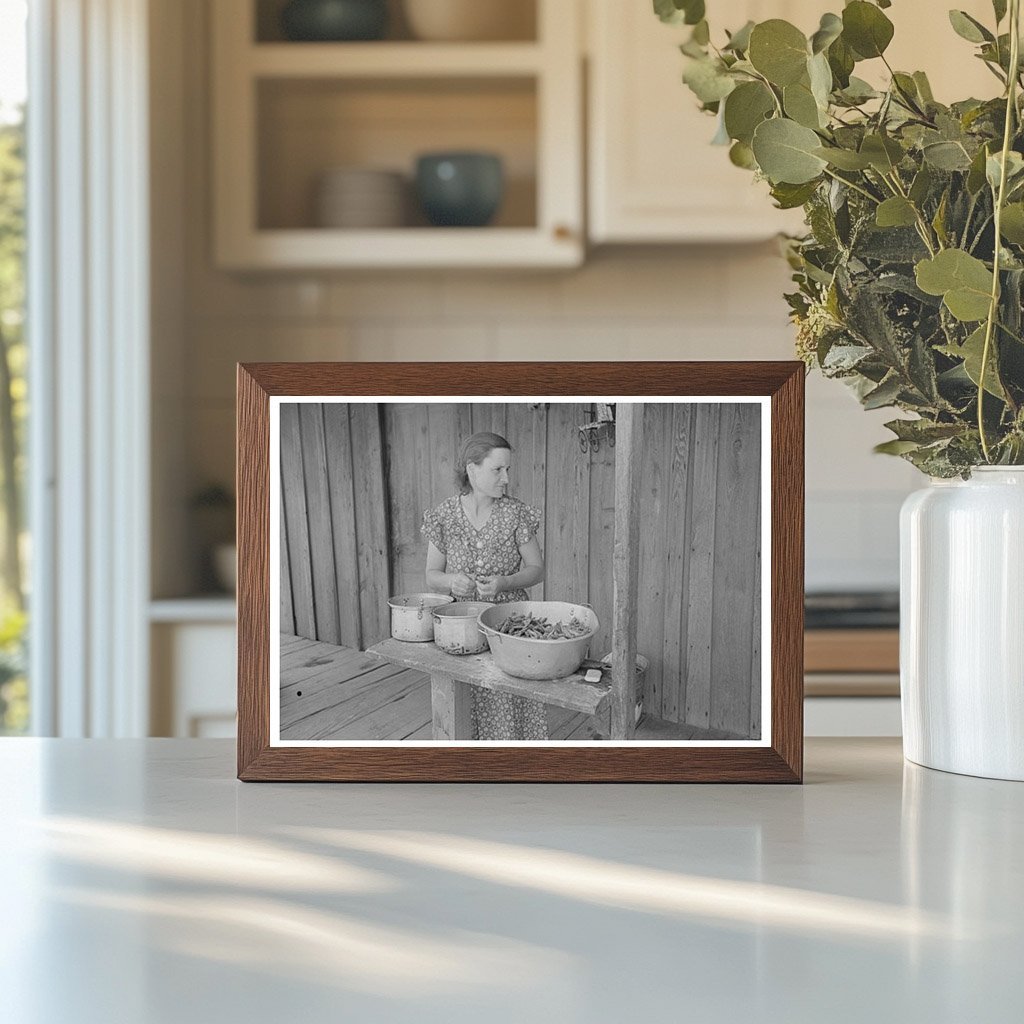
657,0,1024,476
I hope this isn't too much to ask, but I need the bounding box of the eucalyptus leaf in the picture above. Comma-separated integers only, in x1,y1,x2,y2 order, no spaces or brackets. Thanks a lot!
909,165,934,205
729,140,758,169
922,140,973,171
813,146,872,170
784,80,825,129
842,1,894,59
874,439,922,455
862,374,903,409
1000,203,1024,245
939,325,1006,398
932,190,950,247
711,107,731,145
967,144,992,194
884,418,963,443
860,133,904,173
808,52,833,110
770,180,820,209
653,0,705,26
986,150,1024,190
748,20,809,87
828,37,855,89
683,57,737,104
724,81,775,144
915,249,994,322
948,10,994,44
751,118,828,184
724,20,755,53
837,76,879,104
913,71,935,104
810,12,843,54
680,37,708,58
876,197,918,228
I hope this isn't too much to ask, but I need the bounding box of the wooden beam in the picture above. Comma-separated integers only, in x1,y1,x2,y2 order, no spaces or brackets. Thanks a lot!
367,639,610,717
431,674,475,741
611,403,643,739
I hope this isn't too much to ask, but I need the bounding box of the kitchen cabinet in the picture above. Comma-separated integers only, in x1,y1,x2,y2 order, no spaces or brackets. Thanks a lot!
586,0,999,244
150,600,237,737
211,0,583,269
587,0,810,243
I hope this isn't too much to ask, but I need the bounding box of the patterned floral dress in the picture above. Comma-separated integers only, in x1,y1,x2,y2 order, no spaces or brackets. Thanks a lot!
421,494,548,740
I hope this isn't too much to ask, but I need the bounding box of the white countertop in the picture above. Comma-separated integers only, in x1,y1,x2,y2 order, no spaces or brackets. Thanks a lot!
1,738,1021,1023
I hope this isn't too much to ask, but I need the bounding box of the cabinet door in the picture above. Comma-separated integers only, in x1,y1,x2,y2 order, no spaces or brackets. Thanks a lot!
587,0,812,242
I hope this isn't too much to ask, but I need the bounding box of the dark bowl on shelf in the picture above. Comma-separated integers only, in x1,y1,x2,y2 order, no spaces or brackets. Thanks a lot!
280,0,388,42
415,152,505,228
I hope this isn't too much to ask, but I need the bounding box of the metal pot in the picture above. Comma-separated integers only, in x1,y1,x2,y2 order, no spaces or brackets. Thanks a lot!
432,602,493,655
478,601,599,680
388,593,453,642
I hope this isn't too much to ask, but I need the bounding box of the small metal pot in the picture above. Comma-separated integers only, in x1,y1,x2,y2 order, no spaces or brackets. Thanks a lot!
432,602,493,655
387,593,453,642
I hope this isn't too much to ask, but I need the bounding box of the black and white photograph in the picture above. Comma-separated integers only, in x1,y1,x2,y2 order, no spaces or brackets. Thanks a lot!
271,398,768,745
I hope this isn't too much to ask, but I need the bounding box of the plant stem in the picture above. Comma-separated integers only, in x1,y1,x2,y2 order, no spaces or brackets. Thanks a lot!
979,0,1021,462
883,170,939,254
822,167,880,205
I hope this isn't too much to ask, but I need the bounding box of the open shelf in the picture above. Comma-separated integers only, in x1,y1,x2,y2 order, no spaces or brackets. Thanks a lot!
249,41,544,77
257,77,537,231
213,0,581,268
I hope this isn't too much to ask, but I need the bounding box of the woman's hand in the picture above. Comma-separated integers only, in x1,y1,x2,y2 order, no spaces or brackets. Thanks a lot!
450,573,477,600
475,575,506,601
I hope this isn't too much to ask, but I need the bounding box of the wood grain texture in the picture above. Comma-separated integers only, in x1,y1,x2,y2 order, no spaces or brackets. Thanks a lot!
299,404,342,644
279,403,315,638
710,404,760,734
321,403,361,648
684,403,720,728
660,402,693,723
610,403,642,740
349,403,391,646
637,405,667,717
544,402,591,608
237,361,804,782
431,674,475,741
280,491,295,636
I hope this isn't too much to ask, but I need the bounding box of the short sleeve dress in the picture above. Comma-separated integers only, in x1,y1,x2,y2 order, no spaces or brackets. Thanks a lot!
421,495,547,740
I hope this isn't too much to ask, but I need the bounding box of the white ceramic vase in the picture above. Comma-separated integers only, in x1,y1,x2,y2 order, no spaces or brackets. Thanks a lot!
900,467,1024,781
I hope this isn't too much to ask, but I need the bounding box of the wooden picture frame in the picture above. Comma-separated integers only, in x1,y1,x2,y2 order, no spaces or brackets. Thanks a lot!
237,362,804,782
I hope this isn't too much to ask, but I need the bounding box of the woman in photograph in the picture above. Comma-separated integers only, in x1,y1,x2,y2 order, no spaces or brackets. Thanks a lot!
422,431,547,740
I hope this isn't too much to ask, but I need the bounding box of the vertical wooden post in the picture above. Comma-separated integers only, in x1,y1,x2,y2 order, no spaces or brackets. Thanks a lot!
431,674,475,740
611,403,643,739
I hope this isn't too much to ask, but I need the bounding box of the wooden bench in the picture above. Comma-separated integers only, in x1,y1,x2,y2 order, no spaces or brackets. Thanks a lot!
366,638,612,740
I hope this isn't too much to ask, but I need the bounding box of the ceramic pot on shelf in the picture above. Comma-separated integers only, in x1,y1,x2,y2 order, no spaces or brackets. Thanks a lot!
415,152,504,227
403,0,534,42
280,0,388,42
900,466,1024,781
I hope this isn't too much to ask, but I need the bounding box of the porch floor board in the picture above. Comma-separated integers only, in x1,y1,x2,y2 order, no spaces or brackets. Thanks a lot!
280,635,747,742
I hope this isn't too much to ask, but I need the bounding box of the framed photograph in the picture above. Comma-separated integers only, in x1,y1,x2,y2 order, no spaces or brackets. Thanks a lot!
237,362,804,782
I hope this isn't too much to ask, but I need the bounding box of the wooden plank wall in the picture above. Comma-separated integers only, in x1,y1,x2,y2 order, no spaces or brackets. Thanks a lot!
637,403,762,737
278,402,391,649
281,401,761,739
